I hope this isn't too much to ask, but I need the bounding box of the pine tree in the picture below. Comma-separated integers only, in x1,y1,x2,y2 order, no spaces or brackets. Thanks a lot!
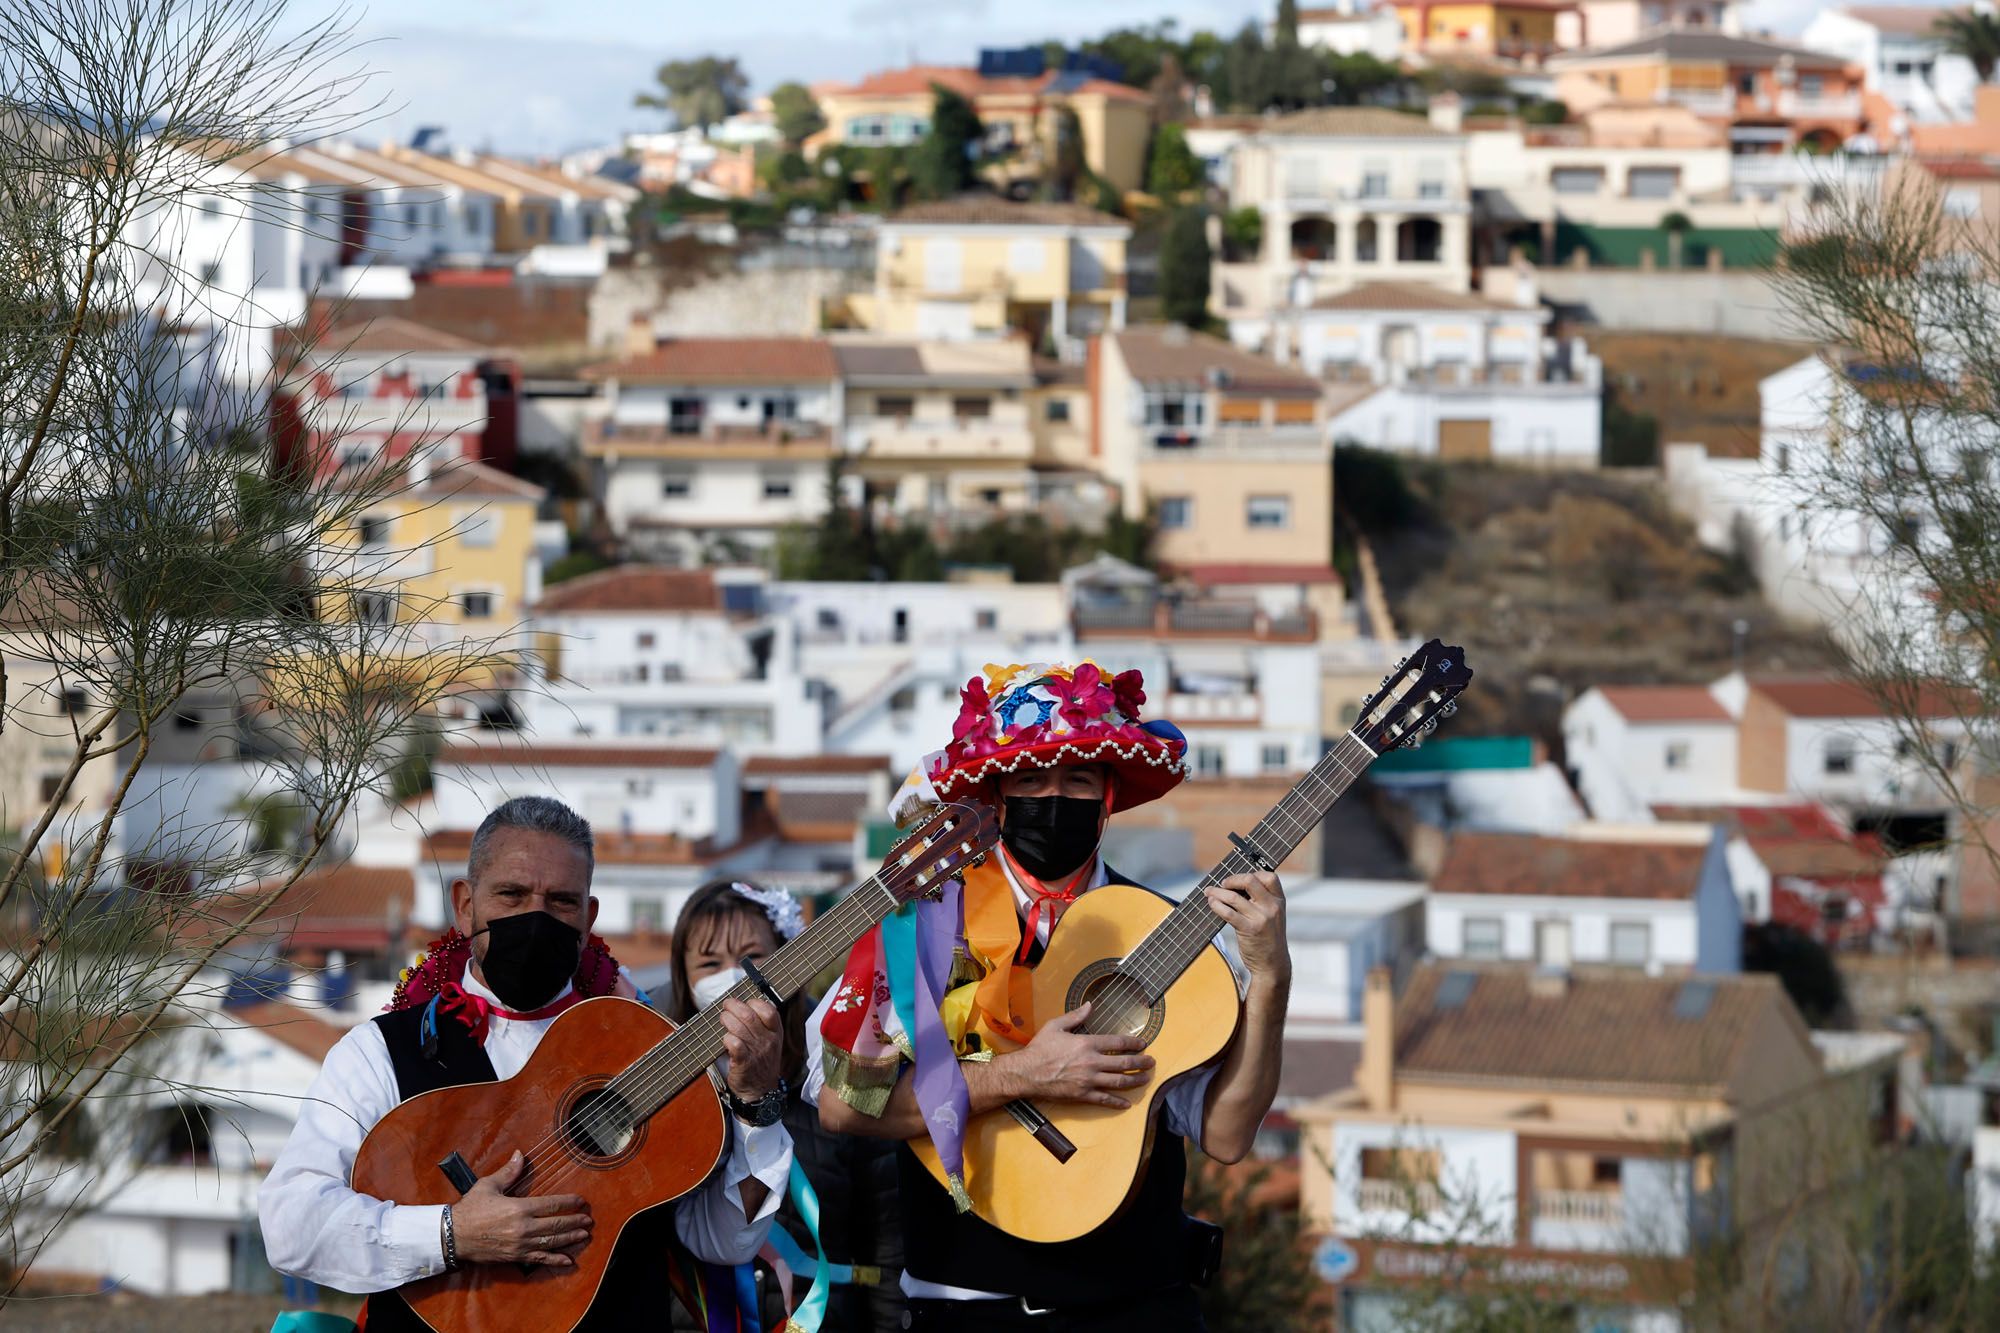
1160,207,1213,328
910,85,984,200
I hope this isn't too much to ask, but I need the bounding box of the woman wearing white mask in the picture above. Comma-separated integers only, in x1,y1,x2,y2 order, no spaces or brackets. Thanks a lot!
668,879,906,1333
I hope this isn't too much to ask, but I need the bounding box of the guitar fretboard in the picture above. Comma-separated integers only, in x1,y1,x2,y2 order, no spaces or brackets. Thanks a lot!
1114,730,1378,1008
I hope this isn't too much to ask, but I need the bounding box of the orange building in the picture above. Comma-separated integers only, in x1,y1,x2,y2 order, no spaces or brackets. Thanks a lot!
1394,0,1578,63
1551,31,1867,152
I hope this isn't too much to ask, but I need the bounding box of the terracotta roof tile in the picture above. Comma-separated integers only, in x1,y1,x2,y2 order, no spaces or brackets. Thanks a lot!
1433,830,1710,900
1597,685,1731,723
215,864,416,953
319,316,488,355
411,459,545,502
1112,326,1321,395
229,1001,347,1063
744,755,891,775
1394,963,1784,1091
438,743,723,769
584,337,838,385
535,566,722,613
887,196,1129,229
1653,803,1887,881
1837,5,1964,36
1310,283,1523,313
1259,107,1457,138
1747,675,1967,719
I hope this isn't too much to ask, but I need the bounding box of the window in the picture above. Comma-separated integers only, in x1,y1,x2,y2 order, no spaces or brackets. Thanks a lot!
61,688,87,716
40,775,62,803
1196,746,1225,777
661,472,692,499
173,708,203,731
1665,740,1689,770
953,396,991,420
458,591,494,619
877,395,915,419
1045,398,1071,423
1609,921,1651,965
1799,74,1824,98
1158,496,1194,529
762,394,799,423
816,608,840,630
1143,394,1204,428
1552,168,1605,196
1592,1157,1623,1186
762,475,794,500
1738,73,1756,96
199,262,222,286
1825,737,1856,775
626,779,654,798
975,607,998,631
668,396,704,435
357,515,391,547
354,593,395,625
1361,168,1390,198
1463,917,1504,959
1628,168,1680,199
458,512,496,547
1776,443,1790,473
637,632,656,649
522,211,540,238
633,898,665,932
1418,179,1445,199
1261,743,1288,772
1246,495,1291,529
1943,740,1962,769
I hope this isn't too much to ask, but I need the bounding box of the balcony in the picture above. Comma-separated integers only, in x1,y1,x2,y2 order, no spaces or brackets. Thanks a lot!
1777,90,1863,120
1072,600,1318,642
1140,425,1328,460
1356,1177,1443,1215
844,414,1034,460
1533,1189,1625,1229
1662,88,1734,116
1168,691,1261,724
587,420,834,459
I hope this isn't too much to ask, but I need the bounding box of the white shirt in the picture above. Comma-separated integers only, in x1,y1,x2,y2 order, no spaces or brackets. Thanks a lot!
259,968,792,1293
800,856,1245,1301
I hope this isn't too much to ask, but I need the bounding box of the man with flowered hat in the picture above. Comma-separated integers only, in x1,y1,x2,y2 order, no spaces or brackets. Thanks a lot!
804,662,1291,1331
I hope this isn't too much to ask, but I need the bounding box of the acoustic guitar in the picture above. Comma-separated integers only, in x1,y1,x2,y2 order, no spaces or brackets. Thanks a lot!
911,639,1472,1242
349,801,999,1333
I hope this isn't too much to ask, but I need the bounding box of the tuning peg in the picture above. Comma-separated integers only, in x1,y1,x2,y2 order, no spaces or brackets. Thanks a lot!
1441,701,1459,717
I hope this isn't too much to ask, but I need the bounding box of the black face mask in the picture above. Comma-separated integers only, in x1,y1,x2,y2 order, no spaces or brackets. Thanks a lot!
473,910,582,1010
1001,795,1104,882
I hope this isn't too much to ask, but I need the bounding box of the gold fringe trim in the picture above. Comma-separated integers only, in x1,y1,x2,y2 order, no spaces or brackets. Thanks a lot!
947,1172,973,1213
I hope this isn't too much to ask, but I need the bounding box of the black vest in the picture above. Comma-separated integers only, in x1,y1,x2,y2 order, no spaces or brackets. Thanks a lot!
360,1004,680,1333
896,869,1203,1306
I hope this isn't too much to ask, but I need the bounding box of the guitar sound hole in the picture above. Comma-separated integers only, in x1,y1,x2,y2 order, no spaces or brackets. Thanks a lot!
563,1085,639,1162
1072,968,1165,1046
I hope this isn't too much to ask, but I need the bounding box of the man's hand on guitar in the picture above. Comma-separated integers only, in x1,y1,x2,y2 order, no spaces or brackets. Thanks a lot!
451,1150,594,1268
718,996,783,1104
1204,870,1290,984
998,1002,1156,1109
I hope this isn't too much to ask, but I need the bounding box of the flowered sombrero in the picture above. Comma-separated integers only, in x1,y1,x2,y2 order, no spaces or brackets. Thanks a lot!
895,662,1188,818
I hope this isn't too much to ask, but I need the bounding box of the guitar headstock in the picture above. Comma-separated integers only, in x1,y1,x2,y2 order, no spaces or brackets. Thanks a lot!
1352,639,1473,753
878,801,1001,904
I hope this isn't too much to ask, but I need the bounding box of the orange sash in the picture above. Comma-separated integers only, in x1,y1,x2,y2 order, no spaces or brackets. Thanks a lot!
948,858,1040,1054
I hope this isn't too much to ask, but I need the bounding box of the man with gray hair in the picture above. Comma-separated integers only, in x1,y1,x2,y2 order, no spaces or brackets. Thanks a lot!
260,795,793,1330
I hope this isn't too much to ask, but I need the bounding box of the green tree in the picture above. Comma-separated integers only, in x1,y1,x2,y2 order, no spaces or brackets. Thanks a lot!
1149,51,1192,124
1146,122,1206,198
1936,9,2000,81
1184,1154,1321,1333
634,55,749,130
1321,52,1403,106
1045,105,1087,203
768,81,825,146
910,84,984,200
1160,206,1213,328
1660,210,1693,268
1275,0,1302,44
1223,205,1263,260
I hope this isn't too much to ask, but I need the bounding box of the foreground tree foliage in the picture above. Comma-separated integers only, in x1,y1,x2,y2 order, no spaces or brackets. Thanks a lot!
0,0,506,1293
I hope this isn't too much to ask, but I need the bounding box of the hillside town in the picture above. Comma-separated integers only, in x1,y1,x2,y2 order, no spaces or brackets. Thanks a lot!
12,0,2000,1330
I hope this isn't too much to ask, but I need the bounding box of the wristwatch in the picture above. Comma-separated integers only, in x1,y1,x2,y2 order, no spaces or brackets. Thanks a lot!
726,1077,788,1128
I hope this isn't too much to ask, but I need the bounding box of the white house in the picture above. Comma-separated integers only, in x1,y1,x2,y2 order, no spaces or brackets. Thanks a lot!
1427,823,1743,973
1215,106,1474,326
1294,283,1605,464
322,142,502,268
1563,683,1740,822
1293,3,1407,60
1283,878,1429,1032
521,565,820,755
582,337,846,564
1802,6,1982,128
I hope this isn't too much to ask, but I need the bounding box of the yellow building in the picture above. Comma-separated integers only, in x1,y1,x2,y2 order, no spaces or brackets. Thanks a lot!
1395,0,1572,62
811,64,1151,194
339,459,547,631
1093,326,1339,613
1299,963,1905,1331
838,197,1130,357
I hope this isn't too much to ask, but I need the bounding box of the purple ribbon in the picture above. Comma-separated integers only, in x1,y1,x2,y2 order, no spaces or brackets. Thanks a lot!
909,876,973,1207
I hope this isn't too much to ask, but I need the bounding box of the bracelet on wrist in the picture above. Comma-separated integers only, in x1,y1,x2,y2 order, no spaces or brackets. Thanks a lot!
441,1202,459,1271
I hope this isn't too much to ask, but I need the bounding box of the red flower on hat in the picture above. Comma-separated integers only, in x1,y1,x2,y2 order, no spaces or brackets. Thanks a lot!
1111,668,1147,720
952,676,991,745
1052,663,1116,730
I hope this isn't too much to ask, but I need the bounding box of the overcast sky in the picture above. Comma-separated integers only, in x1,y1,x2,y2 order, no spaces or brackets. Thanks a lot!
316,0,1893,155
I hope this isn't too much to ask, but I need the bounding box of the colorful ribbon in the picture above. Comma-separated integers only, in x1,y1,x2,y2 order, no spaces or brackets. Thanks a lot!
432,981,578,1045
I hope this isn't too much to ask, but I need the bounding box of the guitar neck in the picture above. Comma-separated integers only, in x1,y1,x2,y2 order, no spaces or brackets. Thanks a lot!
1120,731,1378,1004
611,876,904,1120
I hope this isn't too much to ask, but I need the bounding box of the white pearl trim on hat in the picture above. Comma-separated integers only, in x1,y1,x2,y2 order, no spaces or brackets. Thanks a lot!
931,736,1192,799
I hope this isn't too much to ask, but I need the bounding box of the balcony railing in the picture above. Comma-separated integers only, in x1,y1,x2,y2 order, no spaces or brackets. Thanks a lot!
1356,1178,1443,1215
1533,1189,1625,1228
1071,601,1319,642
1777,90,1863,120
1663,88,1734,116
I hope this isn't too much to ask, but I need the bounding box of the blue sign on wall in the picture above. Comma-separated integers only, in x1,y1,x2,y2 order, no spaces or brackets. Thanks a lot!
1312,1236,1360,1285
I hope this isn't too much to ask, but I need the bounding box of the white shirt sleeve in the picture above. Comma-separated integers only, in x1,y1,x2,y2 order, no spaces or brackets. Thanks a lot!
257,1023,447,1293
799,985,838,1109
672,1114,794,1265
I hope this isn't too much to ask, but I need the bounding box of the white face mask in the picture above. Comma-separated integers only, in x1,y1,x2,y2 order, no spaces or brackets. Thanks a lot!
690,966,746,1012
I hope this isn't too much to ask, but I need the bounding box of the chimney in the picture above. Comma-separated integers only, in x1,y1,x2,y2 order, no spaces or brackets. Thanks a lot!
1428,91,1463,134
1529,967,1570,999
625,315,657,360
1358,966,1396,1111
